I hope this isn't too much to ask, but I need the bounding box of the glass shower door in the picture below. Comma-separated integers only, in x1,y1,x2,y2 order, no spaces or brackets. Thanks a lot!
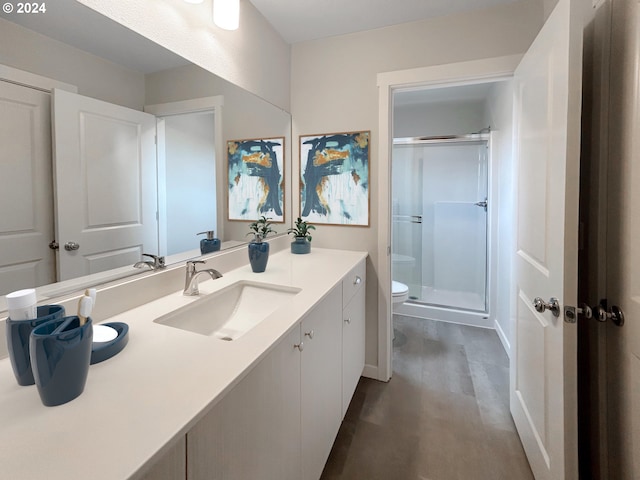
392,137,489,312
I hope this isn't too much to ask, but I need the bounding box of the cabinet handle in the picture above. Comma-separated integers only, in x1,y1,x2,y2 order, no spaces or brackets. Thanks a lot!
344,318,351,325
294,342,304,352
353,276,361,286
304,330,314,339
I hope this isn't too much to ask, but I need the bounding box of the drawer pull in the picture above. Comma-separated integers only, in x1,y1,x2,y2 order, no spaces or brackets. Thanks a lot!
294,342,304,352
344,318,351,325
304,330,314,339
353,276,362,286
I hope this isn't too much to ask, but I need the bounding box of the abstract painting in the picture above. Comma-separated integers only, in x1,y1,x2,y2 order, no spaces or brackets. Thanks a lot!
300,131,370,226
227,137,285,223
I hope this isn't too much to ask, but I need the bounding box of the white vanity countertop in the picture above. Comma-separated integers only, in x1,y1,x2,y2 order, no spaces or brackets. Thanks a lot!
0,248,367,480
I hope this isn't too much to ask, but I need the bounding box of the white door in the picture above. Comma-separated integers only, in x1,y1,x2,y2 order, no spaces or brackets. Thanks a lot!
0,81,55,294
510,0,583,478
52,89,158,281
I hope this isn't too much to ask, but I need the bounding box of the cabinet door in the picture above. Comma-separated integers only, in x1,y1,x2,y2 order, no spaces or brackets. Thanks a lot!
140,438,186,480
342,285,366,418
301,286,343,480
187,327,302,480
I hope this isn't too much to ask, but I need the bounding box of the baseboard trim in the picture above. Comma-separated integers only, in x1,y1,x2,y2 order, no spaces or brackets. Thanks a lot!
494,318,511,358
362,364,381,380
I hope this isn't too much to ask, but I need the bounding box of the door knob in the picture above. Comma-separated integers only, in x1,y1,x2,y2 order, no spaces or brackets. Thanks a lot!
533,297,561,317
593,304,625,326
64,241,80,251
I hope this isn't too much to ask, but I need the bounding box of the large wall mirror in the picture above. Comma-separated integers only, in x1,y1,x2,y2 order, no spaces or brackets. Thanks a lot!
0,0,292,304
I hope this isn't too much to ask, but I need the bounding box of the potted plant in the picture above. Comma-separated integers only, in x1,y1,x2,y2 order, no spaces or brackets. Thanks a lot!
287,217,315,254
247,216,276,272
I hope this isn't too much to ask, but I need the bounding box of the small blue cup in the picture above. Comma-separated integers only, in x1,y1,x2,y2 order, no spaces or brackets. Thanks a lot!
6,305,66,386
30,316,93,407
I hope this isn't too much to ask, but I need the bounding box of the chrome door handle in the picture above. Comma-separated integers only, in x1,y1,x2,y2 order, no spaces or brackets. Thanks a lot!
474,198,488,212
533,297,560,317
304,330,314,339
64,241,80,251
593,304,625,326
353,276,362,286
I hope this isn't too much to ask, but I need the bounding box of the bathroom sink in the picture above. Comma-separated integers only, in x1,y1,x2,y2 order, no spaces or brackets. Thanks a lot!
154,281,301,340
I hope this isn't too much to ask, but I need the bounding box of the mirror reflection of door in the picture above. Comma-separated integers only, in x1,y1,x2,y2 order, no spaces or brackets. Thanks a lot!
52,88,158,281
0,80,56,294
156,111,217,257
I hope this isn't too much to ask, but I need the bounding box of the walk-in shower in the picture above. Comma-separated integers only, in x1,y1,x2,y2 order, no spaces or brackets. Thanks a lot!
392,133,490,322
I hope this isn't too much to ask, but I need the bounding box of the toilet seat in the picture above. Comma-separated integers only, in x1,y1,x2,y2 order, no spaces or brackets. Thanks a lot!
392,281,409,304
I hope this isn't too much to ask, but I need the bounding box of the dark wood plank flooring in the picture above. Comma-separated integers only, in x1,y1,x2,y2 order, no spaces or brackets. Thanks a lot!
321,315,534,480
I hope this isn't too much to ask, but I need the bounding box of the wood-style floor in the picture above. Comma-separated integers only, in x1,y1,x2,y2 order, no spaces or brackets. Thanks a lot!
321,315,534,480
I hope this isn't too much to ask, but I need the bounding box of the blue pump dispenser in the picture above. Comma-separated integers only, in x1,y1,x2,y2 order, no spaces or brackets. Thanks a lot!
197,231,221,254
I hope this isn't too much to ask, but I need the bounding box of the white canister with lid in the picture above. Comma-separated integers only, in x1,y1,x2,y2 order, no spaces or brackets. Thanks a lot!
6,288,37,320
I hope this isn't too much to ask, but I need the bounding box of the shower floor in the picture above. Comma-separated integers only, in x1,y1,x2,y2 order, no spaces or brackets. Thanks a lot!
407,284,486,312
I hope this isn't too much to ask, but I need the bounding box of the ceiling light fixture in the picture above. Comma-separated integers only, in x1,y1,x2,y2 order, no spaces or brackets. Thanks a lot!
213,0,239,30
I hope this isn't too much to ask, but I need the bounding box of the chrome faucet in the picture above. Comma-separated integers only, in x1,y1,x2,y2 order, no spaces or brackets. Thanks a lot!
183,260,223,296
134,253,166,270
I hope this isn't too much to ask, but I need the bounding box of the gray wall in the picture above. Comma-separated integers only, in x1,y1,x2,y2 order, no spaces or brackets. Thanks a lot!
291,0,544,371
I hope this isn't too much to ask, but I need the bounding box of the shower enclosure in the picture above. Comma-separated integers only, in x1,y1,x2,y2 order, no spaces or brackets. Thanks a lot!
392,133,489,315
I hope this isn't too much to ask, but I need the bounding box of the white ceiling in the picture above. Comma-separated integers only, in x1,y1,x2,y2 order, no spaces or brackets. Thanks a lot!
2,0,530,73
248,0,525,44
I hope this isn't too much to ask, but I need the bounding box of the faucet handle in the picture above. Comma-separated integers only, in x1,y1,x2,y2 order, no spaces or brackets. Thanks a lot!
142,253,165,268
186,260,206,272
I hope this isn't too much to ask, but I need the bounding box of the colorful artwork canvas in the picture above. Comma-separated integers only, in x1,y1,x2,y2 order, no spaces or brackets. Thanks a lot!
300,131,370,226
227,137,285,223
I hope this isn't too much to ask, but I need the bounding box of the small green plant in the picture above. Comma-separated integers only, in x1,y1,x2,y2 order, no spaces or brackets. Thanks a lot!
247,216,276,243
287,217,316,242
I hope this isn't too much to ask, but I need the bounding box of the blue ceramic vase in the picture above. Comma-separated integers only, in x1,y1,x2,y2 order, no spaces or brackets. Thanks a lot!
291,237,311,254
248,241,269,273
6,305,66,386
30,316,93,407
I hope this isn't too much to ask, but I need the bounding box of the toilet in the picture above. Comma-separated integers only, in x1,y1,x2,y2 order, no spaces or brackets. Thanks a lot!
392,281,409,340
392,281,409,305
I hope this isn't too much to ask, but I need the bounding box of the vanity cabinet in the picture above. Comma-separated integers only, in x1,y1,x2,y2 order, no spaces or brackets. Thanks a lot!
180,262,365,480
187,326,302,480
139,438,186,480
341,260,366,417
301,286,342,480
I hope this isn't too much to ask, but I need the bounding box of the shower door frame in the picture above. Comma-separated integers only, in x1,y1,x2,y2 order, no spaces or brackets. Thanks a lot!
392,133,491,315
375,54,522,383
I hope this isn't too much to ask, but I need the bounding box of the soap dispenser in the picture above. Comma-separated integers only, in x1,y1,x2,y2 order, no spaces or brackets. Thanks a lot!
197,231,221,254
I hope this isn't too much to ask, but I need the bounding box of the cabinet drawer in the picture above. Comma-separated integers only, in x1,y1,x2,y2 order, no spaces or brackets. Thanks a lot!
342,259,366,307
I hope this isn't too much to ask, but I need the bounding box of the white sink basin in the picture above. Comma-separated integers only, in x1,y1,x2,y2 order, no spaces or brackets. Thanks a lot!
154,281,301,340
